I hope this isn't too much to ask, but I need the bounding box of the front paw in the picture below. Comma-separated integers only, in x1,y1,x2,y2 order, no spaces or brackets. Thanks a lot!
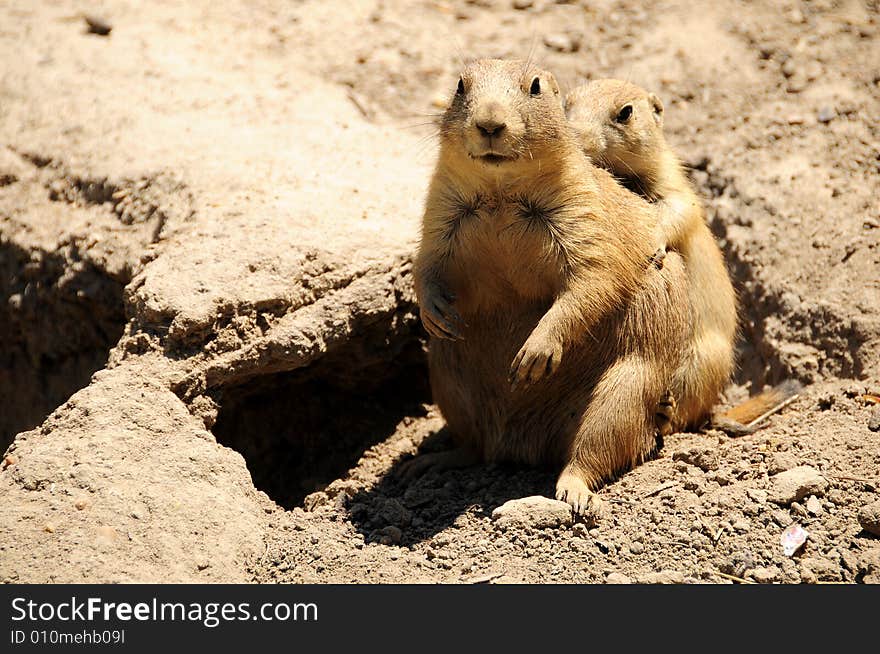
555,470,608,524
419,284,464,340
509,329,563,389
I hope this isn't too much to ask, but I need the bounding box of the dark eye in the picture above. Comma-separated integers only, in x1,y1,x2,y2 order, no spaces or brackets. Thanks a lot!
457,77,465,95
615,104,633,123
529,76,541,96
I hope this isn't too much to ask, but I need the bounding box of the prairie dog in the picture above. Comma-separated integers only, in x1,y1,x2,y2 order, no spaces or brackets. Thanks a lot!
412,60,692,516
565,79,737,430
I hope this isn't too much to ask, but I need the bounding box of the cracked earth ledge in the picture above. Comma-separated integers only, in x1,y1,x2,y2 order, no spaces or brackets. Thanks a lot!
2,1,878,583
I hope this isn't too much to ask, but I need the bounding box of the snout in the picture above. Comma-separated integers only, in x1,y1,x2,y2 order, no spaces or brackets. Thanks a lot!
466,100,521,162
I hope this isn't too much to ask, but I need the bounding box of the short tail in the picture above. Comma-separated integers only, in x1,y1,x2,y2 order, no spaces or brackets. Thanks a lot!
712,380,802,436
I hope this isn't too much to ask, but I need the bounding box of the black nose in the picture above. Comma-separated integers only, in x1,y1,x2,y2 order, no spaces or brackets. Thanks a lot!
476,119,506,137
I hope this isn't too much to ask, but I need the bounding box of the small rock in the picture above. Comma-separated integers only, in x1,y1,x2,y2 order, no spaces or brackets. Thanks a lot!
74,498,90,511
732,518,751,533
636,570,685,584
867,406,880,432
768,466,828,505
2,454,17,468
83,15,112,36
858,500,880,536
43,523,56,534
378,498,412,527
672,445,719,472
512,0,534,8
786,74,807,93
747,566,780,583
543,33,580,53
491,496,573,531
629,542,646,555
402,486,434,508
817,106,836,123
805,495,823,516
605,572,632,584
767,451,798,475
378,525,403,545
771,509,791,527
747,488,768,503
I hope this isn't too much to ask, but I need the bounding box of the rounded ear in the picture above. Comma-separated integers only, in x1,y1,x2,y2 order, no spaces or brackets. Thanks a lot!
648,92,664,127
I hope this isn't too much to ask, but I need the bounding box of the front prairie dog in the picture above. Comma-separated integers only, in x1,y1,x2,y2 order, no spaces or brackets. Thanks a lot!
411,60,692,516
565,80,737,430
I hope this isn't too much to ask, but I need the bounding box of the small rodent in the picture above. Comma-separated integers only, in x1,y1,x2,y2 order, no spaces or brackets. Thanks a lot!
411,59,692,516
565,79,738,431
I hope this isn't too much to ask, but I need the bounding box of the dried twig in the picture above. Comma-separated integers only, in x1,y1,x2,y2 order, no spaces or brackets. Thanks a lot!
745,392,801,429
712,570,756,585
642,481,676,498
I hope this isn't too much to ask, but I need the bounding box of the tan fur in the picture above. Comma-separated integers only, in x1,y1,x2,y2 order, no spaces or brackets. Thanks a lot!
413,60,693,515
565,79,738,431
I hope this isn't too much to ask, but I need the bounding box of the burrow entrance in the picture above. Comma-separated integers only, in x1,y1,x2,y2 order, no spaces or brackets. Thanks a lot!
0,240,126,450
211,328,430,510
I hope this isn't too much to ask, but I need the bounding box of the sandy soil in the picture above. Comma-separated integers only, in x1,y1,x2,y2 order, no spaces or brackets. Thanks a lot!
1,0,878,583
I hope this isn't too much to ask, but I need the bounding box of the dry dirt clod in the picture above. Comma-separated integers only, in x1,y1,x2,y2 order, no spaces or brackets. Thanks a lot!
867,406,880,432
543,33,579,53
491,496,574,531
817,106,836,123
635,570,685,584
858,500,880,537
672,445,719,471
83,15,113,37
769,466,828,505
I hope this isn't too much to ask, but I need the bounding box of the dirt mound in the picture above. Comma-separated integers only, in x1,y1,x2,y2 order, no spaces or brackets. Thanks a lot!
1,0,878,583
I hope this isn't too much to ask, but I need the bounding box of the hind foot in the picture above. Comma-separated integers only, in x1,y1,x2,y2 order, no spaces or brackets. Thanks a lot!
397,448,478,482
555,468,609,524
656,390,677,436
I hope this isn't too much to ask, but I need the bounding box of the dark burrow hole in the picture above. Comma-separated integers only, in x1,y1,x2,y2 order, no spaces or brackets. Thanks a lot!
0,241,126,451
212,333,431,510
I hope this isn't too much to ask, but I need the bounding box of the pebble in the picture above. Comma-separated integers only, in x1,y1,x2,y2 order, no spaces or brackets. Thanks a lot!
379,498,413,527
858,500,880,536
768,466,828,505
747,566,780,583
378,525,403,545
543,33,580,53
805,495,823,516
636,570,685,584
605,572,632,584
767,451,798,475
672,446,718,472
867,406,880,432
74,498,90,511
491,496,573,531
747,488,768,503
732,518,751,533
817,106,836,123
512,0,534,8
